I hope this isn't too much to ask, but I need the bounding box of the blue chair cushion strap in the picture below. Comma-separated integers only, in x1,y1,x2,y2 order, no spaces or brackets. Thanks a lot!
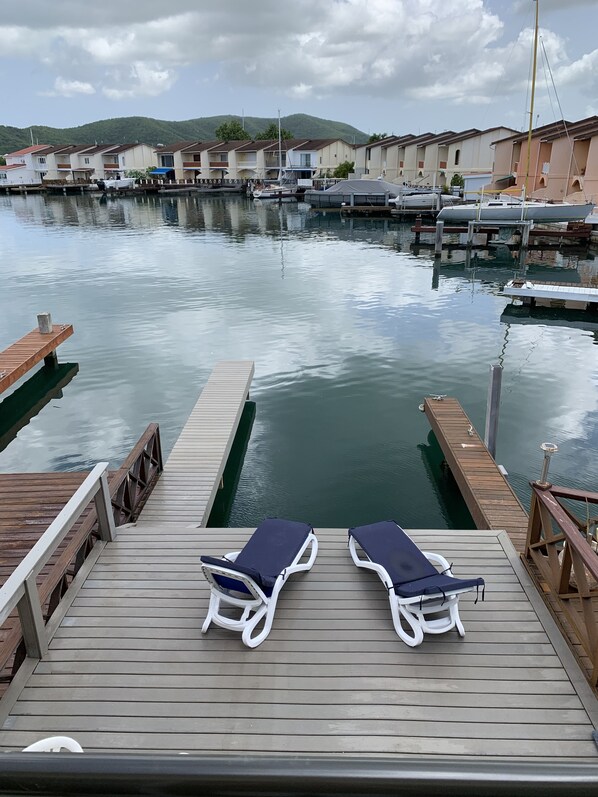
234,518,313,589
393,572,485,599
349,520,439,584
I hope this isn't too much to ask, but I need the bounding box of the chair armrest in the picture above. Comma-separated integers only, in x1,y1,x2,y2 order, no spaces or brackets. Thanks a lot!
423,551,452,573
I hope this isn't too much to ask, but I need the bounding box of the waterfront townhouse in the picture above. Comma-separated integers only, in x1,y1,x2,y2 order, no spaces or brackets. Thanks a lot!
1,145,49,186
441,127,518,186
97,143,157,178
354,136,403,178
286,139,356,179
154,141,201,180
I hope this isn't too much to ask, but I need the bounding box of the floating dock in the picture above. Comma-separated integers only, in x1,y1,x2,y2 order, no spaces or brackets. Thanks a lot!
138,361,254,526
502,280,598,310
0,317,73,396
424,397,529,553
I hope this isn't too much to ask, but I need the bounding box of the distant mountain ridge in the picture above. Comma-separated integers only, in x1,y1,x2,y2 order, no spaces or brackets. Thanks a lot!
0,114,368,154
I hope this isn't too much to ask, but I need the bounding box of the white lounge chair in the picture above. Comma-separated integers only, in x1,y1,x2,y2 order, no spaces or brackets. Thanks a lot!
200,518,318,648
349,520,485,647
23,736,83,752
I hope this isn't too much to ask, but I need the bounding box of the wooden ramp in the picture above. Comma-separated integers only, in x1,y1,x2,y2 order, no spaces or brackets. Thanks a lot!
0,525,596,759
424,397,529,552
0,324,73,396
139,361,254,526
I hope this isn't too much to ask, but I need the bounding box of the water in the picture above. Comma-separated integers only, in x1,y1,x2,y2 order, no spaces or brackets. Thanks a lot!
1,192,597,529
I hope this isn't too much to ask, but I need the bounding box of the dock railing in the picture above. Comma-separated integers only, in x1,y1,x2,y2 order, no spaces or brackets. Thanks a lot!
525,483,598,686
0,464,115,662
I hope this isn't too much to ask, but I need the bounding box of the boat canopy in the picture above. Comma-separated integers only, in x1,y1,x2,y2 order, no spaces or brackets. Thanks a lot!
322,179,402,196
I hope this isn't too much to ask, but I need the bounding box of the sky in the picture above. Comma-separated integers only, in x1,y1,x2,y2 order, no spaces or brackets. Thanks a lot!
1,0,597,136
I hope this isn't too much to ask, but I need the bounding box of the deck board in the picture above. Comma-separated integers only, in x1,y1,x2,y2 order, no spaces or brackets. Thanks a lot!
138,361,254,526
0,525,596,759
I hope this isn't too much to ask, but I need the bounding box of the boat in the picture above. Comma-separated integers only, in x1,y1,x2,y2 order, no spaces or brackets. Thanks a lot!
253,111,299,201
438,0,593,224
390,190,461,211
437,195,595,223
97,177,136,191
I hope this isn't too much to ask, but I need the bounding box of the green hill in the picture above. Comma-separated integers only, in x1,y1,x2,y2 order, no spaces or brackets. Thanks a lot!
0,114,368,154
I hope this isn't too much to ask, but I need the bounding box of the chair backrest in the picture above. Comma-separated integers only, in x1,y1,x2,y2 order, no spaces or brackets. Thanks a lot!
349,521,439,585
23,736,83,753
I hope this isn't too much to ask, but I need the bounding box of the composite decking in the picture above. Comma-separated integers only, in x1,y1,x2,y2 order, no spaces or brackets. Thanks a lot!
0,324,73,396
424,397,530,552
0,524,596,760
139,361,254,526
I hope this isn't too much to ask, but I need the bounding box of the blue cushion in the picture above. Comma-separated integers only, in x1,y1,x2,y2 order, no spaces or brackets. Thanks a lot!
201,518,313,596
349,520,484,598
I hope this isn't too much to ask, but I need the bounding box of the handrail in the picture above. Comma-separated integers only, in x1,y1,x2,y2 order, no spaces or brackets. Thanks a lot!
0,754,597,796
0,463,114,659
525,482,598,686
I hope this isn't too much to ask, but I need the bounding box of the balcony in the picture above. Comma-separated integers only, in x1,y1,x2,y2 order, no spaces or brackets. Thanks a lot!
104,164,119,171
209,161,228,168
183,162,202,169
56,163,71,170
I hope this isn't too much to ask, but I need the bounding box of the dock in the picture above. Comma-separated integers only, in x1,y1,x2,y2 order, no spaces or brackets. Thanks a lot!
424,397,529,552
138,361,254,526
0,316,73,396
502,280,598,309
0,523,596,760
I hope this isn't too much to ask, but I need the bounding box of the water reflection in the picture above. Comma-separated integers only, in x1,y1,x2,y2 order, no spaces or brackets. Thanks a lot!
1,193,598,528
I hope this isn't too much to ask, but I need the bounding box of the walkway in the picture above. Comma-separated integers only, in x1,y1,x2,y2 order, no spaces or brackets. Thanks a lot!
139,361,254,526
0,323,73,396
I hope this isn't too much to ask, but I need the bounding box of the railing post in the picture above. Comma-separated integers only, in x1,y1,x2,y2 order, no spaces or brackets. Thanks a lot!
94,470,116,542
18,574,48,659
484,364,503,459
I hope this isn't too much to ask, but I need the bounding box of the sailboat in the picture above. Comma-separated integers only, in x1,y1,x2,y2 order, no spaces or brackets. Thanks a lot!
438,0,594,224
252,111,299,201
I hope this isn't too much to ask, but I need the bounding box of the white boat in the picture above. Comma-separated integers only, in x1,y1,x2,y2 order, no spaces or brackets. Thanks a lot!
252,183,298,200
437,196,594,223
97,177,136,191
390,191,461,211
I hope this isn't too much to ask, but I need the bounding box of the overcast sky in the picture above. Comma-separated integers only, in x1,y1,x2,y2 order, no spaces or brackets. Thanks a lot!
2,0,597,135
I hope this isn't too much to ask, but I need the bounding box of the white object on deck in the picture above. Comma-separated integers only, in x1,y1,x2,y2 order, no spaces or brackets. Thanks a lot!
23,736,83,752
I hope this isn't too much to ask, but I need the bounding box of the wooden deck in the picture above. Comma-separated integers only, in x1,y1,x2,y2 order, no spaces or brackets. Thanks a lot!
0,524,596,759
0,324,73,396
424,397,530,552
139,361,254,526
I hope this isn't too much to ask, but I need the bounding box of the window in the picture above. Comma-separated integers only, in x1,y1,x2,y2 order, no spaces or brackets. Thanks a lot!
0,172,6,180
84,158,90,164
454,149,460,166
161,155,174,167
300,154,312,167
38,157,46,164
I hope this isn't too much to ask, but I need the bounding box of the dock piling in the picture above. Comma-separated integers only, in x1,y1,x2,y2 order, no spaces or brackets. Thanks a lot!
434,221,444,258
37,313,52,334
484,364,503,459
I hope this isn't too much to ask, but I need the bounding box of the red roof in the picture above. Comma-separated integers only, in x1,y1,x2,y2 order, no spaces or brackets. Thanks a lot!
0,163,26,170
4,145,48,157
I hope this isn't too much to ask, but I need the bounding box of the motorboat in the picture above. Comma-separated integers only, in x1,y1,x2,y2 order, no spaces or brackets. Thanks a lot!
252,182,299,200
390,191,461,211
437,195,594,223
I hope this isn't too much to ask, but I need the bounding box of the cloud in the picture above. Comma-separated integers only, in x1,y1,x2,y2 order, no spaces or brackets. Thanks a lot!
43,77,96,97
1,0,596,108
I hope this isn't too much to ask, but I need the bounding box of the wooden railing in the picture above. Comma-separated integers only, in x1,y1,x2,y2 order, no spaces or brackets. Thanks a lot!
0,424,163,685
525,483,598,686
0,464,114,661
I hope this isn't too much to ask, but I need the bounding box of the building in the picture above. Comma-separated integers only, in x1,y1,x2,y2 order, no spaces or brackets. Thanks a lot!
0,145,49,186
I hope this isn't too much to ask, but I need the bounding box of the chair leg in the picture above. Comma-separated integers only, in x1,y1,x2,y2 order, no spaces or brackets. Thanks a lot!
201,593,220,634
389,595,424,647
241,602,274,648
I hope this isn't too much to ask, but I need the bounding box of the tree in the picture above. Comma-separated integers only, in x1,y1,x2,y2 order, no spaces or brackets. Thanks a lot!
214,120,251,141
125,167,158,179
367,133,387,143
450,173,464,188
0,156,5,165
333,161,354,179
255,123,293,140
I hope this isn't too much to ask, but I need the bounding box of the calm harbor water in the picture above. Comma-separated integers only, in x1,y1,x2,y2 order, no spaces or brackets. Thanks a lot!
1,192,597,529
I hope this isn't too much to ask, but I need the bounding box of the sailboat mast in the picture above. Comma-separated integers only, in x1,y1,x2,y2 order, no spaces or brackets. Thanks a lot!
524,0,540,197
277,109,282,180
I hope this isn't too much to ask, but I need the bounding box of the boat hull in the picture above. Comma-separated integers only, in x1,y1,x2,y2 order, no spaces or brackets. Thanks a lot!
437,202,594,223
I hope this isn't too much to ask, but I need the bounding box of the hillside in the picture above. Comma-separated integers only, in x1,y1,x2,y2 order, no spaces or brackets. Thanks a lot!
0,114,368,154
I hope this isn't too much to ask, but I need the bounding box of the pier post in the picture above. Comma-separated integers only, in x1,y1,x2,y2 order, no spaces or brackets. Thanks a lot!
414,215,422,244
434,221,444,258
37,312,58,366
484,364,503,459
521,221,531,249
467,221,475,247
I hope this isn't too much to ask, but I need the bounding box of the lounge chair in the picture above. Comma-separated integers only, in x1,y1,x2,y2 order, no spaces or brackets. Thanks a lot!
23,736,83,752
348,520,484,647
200,518,318,648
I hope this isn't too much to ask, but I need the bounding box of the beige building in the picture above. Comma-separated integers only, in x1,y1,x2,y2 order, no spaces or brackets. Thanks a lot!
489,116,598,203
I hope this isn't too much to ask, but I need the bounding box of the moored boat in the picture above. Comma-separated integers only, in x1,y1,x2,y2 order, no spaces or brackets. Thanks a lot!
437,197,594,223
